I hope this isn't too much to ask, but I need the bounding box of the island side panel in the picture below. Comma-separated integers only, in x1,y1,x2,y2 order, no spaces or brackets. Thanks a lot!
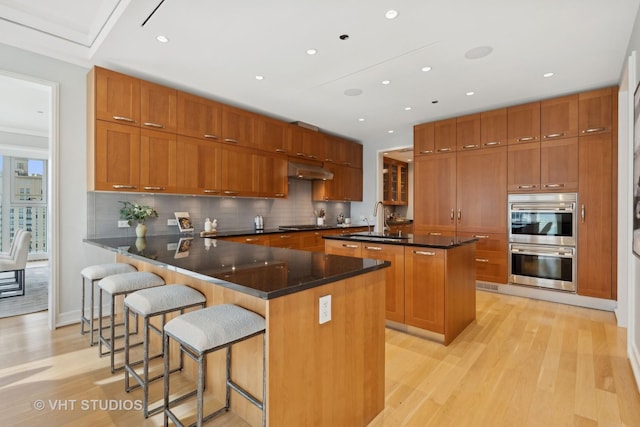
444,242,477,345
115,254,266,427
266,269,385,426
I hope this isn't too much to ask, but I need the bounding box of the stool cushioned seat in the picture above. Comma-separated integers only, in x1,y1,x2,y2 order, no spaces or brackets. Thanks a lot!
99,271,164,294
81,263,136,280
164,304,265,352
125,285,206,316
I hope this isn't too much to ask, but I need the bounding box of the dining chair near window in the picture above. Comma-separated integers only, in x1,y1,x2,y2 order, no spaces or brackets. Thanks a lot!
0,230,32,298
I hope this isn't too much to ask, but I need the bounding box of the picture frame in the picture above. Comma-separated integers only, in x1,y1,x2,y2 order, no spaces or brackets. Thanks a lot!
633,81,640,257
174,211,194,233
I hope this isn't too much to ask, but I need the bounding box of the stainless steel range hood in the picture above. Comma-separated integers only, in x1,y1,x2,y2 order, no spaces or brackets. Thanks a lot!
287,162,334,180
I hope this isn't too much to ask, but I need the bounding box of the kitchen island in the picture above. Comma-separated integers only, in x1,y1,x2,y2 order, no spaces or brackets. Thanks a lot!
84,235,389,427
324,232,477,345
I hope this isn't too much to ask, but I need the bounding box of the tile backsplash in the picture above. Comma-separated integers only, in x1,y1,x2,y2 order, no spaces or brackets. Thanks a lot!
87,179,352,237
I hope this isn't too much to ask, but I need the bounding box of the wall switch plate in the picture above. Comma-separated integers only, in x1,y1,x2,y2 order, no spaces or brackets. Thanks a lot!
167,218,178,226
117,220,130,228
319,294,331,324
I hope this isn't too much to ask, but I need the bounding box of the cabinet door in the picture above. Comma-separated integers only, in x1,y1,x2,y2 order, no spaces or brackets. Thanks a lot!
404,247,444,333
344,166,363,202
176,135,222,195
507,142,540,192
414,122,435,155
457,232,507,284
222,235,270,245
507,102,540,144
361,243,405,323
480,108,507,148
456,113,481,151
540,94,578,140
221,144,259,196
254,116,291,154
578,133,613,299
434,118,457,153
324,239,362,257
222,105,255,147
140,81,177,133
269,233,302,249
579,87,614,135
290,126,325,161
456,146,507,233
95,67,140,126
177,91,223,141
139,129,177,193
540,137,578,191
94,121,140,191
256,153,288,198
349,141,363,169
413,153,456,234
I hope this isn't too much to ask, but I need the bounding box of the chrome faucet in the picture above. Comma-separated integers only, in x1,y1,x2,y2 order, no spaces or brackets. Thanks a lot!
364,217,371,234
373,201,389,233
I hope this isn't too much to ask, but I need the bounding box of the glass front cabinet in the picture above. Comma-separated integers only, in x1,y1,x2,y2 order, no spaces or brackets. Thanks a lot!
383,157,408,205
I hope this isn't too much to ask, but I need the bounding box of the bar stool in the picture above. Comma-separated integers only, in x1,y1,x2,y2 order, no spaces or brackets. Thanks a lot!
123,284,206,417
163,304,266,427
98,271,165,373
80,263,137,346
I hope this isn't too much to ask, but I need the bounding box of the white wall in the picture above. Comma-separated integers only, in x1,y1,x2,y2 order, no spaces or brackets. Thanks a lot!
0,43,113,327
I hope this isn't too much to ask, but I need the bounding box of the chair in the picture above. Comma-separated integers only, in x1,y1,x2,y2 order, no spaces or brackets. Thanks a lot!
0,230,31,298
0,229,23,259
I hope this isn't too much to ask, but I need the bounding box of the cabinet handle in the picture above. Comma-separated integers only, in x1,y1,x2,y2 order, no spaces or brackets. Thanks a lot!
143,186,165,191
275,148,286,153
112,116,136,123
296,152,306,157
450,208,454,220
342,244,359,249
437,147,452,152
112,184,136,189
343,162,352,166
457,209,461,222
483,141,501,147
582,127,607,134
224,191,239,195
543,183,564,188
414,250,436,256
581,204,585,222
428,232,442,236
476,258,490,263
516,136,537,142
473,235,489,239
204,134,220,140
224,138,238,144
143,122,165,129
274,193,285,197
462,144,479,149
280,235,291,239
245,238,260,242
203,189,220,194
517,184,537,189
419,150,434,154
307,155,318,159
543,132,565,139
364,246,383,251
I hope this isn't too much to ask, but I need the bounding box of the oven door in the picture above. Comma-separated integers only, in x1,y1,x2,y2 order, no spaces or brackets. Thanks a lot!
509,202,576,245
509,243,576,292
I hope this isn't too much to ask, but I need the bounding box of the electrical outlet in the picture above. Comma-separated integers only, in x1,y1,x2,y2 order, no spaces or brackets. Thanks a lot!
117,220,130,228
167,219,178,226
319,295,331,324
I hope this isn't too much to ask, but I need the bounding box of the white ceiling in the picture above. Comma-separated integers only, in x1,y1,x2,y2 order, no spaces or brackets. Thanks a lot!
1,0,639,147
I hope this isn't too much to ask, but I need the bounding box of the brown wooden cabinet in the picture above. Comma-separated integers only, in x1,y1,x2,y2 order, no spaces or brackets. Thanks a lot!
222,234,270,246
507,101,540,144
579,87,614,135
92,121,140,191
139,129,177,193
220,144,259,197
289,126,325,161
254,116,291,154
222,105,255,147
578,133,614,299
540,94,578,140
480,108,507,148
324,136,362,168
413,152,457,235
324,239,362,257
93,66,141,126
256,153,288,198
457,232,507,284
507,142,541,192
404,247,445,333
140,81,177,133
176,135,222,196
313,163,362,202
176,91,223,141
456,113,481,151
414,122,435,155
383,157,408,205
434,118,457,153
269,232,302,249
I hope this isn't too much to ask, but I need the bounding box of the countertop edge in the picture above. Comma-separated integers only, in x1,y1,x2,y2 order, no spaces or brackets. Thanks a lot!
322,234,478,249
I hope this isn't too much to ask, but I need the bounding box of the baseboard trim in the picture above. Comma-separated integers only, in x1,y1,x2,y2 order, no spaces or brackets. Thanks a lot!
630,341,640,394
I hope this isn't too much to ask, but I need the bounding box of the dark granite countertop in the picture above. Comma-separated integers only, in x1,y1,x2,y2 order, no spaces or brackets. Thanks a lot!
84,234,389,300
197,223,368,238
323,232,477,249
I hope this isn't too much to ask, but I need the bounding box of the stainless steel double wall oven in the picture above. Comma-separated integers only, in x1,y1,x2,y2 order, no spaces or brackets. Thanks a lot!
508,193,577,292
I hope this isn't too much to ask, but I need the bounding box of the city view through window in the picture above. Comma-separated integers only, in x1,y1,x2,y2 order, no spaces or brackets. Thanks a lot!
0,155,48,260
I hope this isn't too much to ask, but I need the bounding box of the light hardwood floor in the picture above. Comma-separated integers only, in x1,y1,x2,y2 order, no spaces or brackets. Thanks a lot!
0,290,638,426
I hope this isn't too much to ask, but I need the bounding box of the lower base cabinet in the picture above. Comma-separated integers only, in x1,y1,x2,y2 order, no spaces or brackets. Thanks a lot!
404,247,445,333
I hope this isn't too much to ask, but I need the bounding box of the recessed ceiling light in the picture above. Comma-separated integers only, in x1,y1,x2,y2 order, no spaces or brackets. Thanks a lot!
421,66,432,72
385,9,399,19
344,88,363,96
404,107,412,111
387,130,394,134
543,72,555,78
255,75,264,80
358,118,365,122
306,48,317,55
156,35,169,43
466,91,475,96
464,46,493,59
381,80,391,85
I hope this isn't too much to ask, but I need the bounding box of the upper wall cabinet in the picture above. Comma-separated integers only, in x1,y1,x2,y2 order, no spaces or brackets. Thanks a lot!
94,66,141,126
434,118,457,153
254,116,291,154
507,102,540,144
579,87,614,135
540,94,578,140
290,125,325,161
456,113,481,151
140,81,177,133
480,108,507,148
414,122,435,155
221,105,255,147
177,91,223,141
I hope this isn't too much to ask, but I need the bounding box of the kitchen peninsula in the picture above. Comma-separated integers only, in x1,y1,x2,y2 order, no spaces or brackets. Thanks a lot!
84,235,389,427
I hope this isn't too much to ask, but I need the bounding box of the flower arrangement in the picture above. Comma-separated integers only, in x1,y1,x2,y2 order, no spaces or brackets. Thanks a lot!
119,201,158,225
